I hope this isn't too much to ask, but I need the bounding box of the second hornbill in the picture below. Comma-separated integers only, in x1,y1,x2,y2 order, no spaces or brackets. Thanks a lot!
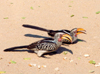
22,24,86,43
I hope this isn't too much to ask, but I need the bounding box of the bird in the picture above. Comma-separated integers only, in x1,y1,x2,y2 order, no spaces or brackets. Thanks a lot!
4,33,72,57
22,24,86,43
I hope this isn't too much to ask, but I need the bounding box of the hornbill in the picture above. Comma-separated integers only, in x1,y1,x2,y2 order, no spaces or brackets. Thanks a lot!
22,24,86,43
4,33,72,57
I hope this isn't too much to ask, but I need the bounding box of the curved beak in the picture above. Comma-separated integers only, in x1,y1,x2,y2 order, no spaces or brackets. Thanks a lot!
77,28,86,35
61,34,73,43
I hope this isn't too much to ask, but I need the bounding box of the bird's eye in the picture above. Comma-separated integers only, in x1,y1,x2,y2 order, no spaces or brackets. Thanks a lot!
74,31,77,33
60,34,63,37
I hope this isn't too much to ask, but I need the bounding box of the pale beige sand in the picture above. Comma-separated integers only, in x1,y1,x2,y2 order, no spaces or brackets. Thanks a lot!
0,0,100,74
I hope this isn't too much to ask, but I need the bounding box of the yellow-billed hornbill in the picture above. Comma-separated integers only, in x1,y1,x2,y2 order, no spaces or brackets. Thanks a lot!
22,24,86,43
4,33,72,57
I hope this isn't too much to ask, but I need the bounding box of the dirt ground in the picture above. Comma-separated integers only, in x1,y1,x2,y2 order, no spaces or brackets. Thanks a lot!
0,0,100,74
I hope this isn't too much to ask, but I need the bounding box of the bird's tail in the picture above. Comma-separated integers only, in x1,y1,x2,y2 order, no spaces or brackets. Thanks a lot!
22,24,50,32
4,45,28,51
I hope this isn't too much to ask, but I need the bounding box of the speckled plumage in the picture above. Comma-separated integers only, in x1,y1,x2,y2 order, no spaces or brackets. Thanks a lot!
4,33,72,57
28,40,57,51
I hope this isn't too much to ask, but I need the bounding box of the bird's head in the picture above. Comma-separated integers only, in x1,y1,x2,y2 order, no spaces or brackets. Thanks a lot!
58,33,72,43
71,28,86,37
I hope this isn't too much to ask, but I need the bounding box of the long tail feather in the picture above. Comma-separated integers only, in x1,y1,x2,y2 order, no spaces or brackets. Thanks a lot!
4,45,28,51
23,24,49,32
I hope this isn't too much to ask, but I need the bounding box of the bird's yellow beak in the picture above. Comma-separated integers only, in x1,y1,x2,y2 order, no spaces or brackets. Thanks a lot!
61,34,72,43
77,28,86,35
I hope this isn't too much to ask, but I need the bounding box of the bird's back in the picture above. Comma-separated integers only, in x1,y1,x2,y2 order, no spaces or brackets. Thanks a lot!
48,29,70,37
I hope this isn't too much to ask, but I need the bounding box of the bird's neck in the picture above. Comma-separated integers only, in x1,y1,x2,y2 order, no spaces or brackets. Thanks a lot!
70,32,77,42
54,38,62,47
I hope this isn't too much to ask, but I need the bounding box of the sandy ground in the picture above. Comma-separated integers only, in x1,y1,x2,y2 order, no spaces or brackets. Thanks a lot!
0,0,100,74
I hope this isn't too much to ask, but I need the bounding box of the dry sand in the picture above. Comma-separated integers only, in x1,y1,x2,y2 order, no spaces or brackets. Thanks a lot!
0,0,100,74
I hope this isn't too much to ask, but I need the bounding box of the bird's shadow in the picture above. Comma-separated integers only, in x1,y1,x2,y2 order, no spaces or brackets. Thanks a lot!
24,34,86,44
24,34,50,39
74,39,86,43
5,47,73,58
45,47,73,55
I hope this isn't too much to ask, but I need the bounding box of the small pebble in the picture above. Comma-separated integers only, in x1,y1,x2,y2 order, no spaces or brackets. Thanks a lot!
38,65,41,69
84,54,90,57
32,64,37,67
55,67,59,71
95,64,100,67
95,63,100,67
42,65,47,68
63,57,67,60
70,60,73,63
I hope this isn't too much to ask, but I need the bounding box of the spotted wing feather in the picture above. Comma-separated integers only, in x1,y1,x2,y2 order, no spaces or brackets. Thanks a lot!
28,40,57,51
36,41,57,51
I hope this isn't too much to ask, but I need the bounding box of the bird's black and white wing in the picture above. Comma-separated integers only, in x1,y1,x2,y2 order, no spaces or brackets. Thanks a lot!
28,40,57,51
